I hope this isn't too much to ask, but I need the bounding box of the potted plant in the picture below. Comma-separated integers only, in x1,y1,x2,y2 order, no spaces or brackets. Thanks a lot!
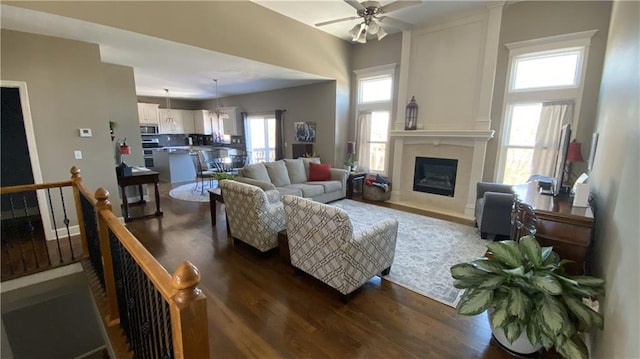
343,156,354,172
450,236,604,359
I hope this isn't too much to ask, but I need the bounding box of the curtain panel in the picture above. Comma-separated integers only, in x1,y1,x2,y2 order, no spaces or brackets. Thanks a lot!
531,102,574,176
356,111,372,170
275,110,285,161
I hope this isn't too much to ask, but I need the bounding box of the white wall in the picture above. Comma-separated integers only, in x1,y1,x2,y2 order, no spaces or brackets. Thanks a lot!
589,1,640,357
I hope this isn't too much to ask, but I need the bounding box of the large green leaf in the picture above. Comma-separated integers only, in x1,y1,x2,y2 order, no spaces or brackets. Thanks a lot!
526,320,540,346
532,274,562,295
563,294,593,331
477,275,506,289
490,305,509,329
513,277,537,292
519,235,542,268
589,307,604,329
539,295,566,337
507,288,529,321
486,241,522,268
539,333,554,350
542,250,560,266
557,336,589,359
457,288,493,316
471,258,505,274
540,246,554,262
502,266,525,277
504,321,523,344
450,263,487,279
571,275,606,287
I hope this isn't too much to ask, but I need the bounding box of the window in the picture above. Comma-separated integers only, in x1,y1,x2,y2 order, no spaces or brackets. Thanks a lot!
354,64,395,175
245,114,276,163
497,31,595,184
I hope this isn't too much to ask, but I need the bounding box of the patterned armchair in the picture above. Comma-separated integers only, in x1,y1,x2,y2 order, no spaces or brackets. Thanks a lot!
220,180,285,252
282,195,398,298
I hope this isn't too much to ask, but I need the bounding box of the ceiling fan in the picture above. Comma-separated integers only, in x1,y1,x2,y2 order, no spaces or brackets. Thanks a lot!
315,0,421,43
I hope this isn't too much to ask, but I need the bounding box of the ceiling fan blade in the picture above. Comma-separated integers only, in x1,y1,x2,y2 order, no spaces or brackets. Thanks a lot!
378,16,414,31
344,0,365,11
380,0,422,14
315,16,359,27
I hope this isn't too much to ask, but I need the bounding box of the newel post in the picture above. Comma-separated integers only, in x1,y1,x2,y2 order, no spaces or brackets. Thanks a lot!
70,166,90,258
170,261,210,359
96,188,119,325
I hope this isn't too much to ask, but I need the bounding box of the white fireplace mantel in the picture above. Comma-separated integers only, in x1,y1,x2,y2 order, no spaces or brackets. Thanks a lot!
390,130,495,141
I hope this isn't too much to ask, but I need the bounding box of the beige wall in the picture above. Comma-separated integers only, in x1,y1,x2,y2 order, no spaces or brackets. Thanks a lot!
7,1,353,166
589,1,640,357
197,81,339,166
485,1,612,180
1,29,142,216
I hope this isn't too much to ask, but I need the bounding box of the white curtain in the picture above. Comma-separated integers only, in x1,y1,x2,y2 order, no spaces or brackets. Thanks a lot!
356,111,372,170
531,102,574,176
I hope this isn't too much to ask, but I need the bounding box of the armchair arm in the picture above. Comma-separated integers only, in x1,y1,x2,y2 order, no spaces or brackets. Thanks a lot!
482,192,515,211
235,176,276,191
477,182,513,199
330,168,349,196
260,201,285,232
347,219,398,267
265,189,282,204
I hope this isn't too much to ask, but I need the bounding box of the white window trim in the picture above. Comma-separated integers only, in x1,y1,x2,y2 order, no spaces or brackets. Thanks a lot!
354,64,396,176
495,30,596,182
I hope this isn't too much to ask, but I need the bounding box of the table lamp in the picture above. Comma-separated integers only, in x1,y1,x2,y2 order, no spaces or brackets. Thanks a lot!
565,140,583,184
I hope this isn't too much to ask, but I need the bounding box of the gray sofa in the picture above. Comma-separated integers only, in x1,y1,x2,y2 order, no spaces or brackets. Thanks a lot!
475,182,515,239
235,158,348,203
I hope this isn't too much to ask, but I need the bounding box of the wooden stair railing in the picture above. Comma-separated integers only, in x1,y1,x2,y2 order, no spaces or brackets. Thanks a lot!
2,167,209,358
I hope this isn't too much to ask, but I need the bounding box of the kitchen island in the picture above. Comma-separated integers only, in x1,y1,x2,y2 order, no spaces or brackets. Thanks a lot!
153,148,196,183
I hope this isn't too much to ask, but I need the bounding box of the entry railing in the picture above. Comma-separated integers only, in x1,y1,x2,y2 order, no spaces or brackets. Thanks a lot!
1,167,210,359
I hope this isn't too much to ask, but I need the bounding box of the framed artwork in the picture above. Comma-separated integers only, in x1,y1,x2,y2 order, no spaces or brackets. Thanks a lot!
294,122,316,142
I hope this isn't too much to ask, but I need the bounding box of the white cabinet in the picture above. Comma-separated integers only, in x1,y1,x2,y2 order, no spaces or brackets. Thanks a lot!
180,110,195,134
137,103,159,125
158,109,184,134
193,110,219,135
219,106,242,136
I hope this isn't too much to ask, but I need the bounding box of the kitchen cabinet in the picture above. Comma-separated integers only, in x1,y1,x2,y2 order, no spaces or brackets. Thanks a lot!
137,103,159,125
219,106,242,136
158,109,184,134
193,110,219,135
181,110,195,134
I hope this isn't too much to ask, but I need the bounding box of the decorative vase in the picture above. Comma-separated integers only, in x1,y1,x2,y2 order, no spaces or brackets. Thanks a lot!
344,165,352,172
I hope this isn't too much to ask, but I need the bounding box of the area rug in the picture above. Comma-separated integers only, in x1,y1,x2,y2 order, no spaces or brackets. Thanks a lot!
332,199,487,308
168,182,217,202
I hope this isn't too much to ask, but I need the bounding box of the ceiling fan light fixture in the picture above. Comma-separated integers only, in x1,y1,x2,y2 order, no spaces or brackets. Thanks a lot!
367,20,380,34
356,26,368,43
376,26,388,41
349,23,362,38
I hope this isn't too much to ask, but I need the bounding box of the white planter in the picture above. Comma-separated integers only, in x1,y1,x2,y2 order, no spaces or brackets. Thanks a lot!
488,309,542,355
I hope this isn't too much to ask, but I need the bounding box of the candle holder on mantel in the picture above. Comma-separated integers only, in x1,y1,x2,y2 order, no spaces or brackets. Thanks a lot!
405,96,418,130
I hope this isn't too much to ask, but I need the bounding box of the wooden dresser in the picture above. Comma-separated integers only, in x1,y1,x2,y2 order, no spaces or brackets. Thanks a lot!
512,182,594,275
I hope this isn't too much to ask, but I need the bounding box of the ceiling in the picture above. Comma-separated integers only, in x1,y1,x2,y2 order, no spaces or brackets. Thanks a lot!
1,1,490,100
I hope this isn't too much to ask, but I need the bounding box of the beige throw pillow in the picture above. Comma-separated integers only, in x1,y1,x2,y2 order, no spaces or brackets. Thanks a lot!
284,158,307,183
264,160,291,187
242,163,271,183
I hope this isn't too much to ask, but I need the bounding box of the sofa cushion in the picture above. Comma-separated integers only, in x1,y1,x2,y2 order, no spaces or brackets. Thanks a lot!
301,157,321,178
309,162,331,181
276,186,303,197
307,180,342,193
265,160,291,187
287,183,325,198
243,163,271,183
284,158,307,184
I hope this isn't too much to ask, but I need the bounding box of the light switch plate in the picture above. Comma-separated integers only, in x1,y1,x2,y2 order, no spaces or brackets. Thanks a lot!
74,150,82,159
79,128,92,137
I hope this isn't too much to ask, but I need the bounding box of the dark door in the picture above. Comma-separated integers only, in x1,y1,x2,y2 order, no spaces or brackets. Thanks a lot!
1,86,48,278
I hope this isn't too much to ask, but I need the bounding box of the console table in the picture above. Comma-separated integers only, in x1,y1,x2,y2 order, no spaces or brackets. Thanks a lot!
512,182,594,274
117,170,163,222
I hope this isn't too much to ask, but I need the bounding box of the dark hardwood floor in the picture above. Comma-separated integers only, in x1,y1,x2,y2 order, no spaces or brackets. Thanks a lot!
123,183,518,359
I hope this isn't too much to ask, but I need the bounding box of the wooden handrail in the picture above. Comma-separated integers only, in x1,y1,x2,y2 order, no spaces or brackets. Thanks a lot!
0,180,72,194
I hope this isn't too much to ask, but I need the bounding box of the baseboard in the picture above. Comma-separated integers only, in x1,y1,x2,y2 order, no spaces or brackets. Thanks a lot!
49,224,80,241
73,345,106,359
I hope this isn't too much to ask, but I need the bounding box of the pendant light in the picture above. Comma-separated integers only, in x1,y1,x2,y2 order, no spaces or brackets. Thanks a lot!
213,79,228,121
164,88,174,124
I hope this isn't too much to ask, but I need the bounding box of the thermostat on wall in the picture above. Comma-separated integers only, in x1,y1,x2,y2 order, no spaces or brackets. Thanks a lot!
79,128,92,137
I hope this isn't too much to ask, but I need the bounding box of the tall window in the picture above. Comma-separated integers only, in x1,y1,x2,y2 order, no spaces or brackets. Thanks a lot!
355,64,395,175
497,31,595,184
245,114,276,163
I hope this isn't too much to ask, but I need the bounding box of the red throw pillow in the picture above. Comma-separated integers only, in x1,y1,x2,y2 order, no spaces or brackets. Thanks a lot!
308,162,331,181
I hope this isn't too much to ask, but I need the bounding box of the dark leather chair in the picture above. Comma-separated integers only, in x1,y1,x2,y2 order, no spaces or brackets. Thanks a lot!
475,182,515,239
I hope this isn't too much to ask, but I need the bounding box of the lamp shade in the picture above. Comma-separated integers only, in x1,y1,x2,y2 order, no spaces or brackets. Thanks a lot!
347,141,356,154
566,140,584,162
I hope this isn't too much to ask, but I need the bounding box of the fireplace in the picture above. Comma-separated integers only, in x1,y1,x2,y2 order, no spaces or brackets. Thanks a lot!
413,157,458,197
